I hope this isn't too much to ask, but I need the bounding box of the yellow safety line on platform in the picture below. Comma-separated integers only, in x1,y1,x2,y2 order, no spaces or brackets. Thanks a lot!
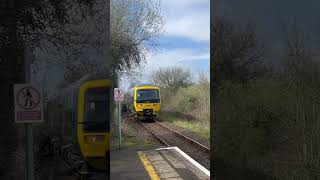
138,151,160,180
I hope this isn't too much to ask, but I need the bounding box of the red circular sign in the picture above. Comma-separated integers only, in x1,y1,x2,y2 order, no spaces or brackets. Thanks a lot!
16,87,40,110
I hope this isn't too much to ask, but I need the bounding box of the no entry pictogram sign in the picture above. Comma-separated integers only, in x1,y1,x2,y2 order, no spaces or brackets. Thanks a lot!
114,88,124,102
14,84,43,123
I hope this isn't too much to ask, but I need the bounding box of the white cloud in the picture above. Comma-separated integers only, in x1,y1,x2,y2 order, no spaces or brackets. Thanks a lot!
120,48,209,90
143,48,209,77
160,0,210,42
118,0,210,89
161,0,209,13
165,13,210,42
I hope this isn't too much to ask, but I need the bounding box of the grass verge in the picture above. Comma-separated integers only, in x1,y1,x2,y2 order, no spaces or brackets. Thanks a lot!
111,133,155,149
159,111,210,139
122,134,155,148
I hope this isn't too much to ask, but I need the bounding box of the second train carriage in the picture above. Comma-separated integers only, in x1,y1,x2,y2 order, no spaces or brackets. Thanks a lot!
125,84,161,119
45,74,112,170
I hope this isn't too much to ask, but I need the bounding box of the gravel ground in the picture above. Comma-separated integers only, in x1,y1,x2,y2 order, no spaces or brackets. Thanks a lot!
113,113,163,149
157,120,210,148
121,112,210,170
141,121,210,170
121,112,210,149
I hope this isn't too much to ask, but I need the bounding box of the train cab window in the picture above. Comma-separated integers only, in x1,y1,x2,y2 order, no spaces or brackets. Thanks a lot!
136,89,160,103
84,87,110,132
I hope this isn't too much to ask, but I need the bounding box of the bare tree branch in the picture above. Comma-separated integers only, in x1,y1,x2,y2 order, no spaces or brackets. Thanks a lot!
212,17,267,87
110,0,165,72
151,66,193,92
281,19,320,89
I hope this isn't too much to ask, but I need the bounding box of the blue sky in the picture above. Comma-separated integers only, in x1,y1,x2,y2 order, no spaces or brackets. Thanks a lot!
33,0,210,92
122,0,210,89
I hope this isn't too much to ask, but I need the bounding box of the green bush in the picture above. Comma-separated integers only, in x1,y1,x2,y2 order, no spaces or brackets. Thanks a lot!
214,79,320,179
163,83,210,121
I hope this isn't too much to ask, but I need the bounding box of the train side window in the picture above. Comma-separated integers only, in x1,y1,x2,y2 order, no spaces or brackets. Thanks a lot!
84,87,110,132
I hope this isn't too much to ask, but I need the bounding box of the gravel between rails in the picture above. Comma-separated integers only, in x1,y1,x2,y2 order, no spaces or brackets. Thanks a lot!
121,113,164,147
140,120,210,170
157,120,210,148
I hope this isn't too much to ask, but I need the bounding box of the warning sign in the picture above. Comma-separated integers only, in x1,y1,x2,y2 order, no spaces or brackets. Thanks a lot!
14,84,43,123
114,88,124,102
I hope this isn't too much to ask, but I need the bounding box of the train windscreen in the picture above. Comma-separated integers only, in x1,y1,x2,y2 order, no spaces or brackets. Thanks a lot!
84,87,110,132
136,89,160,103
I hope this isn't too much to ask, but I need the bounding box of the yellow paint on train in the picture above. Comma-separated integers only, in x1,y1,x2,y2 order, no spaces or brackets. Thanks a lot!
77,79,111,170
126,85,161,118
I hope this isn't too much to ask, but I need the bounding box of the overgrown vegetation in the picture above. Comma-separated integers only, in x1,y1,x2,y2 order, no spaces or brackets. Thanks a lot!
110,0,165,147
152,66,210,139
212,17,320,180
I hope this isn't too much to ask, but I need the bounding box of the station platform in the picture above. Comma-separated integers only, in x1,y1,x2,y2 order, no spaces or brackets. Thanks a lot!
110,146,210,180
110,146,154,180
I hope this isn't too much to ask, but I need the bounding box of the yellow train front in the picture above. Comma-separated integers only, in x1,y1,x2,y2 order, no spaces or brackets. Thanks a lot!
77,79,111,170
126,84,161,119
45,75,112,171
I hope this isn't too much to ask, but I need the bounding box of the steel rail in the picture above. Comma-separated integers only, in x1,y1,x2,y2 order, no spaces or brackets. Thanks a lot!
154,120,210,152
138,120,209,154
138,121,170,146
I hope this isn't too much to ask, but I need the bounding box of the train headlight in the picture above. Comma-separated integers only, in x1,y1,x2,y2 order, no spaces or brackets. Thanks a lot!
85,135,105,143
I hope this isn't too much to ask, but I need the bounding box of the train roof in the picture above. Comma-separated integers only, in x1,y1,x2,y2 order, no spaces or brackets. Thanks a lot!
126,84,159,92
51,72,112,100
65,72,111,88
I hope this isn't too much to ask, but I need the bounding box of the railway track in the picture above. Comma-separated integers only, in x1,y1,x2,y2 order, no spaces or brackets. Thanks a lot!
139,120,210,170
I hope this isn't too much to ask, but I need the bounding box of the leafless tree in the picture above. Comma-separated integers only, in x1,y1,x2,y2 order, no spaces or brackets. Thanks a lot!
197,70,210,87
151,66,192,92
281,20,320,89
0,1,99,178
58,0,165,85
110,0,165,72
23,0,113,90
278,20,320,179
211,17,267,87
0,0,97,85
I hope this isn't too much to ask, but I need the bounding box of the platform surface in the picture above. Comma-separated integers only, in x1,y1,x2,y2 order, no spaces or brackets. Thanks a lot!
110,147,155,180
139,147,210,180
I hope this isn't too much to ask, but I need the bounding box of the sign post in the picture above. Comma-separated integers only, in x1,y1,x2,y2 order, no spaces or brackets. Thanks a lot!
14,83,43,180
16,51,43,180
114,88,124,149
25,51,33,180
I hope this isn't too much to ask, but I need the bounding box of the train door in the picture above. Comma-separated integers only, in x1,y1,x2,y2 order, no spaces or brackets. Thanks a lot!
77,79,111,170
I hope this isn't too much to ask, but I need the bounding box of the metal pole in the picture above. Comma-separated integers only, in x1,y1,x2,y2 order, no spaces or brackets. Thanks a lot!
25,124,33,180
25,47,34,180
118,101,121,149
